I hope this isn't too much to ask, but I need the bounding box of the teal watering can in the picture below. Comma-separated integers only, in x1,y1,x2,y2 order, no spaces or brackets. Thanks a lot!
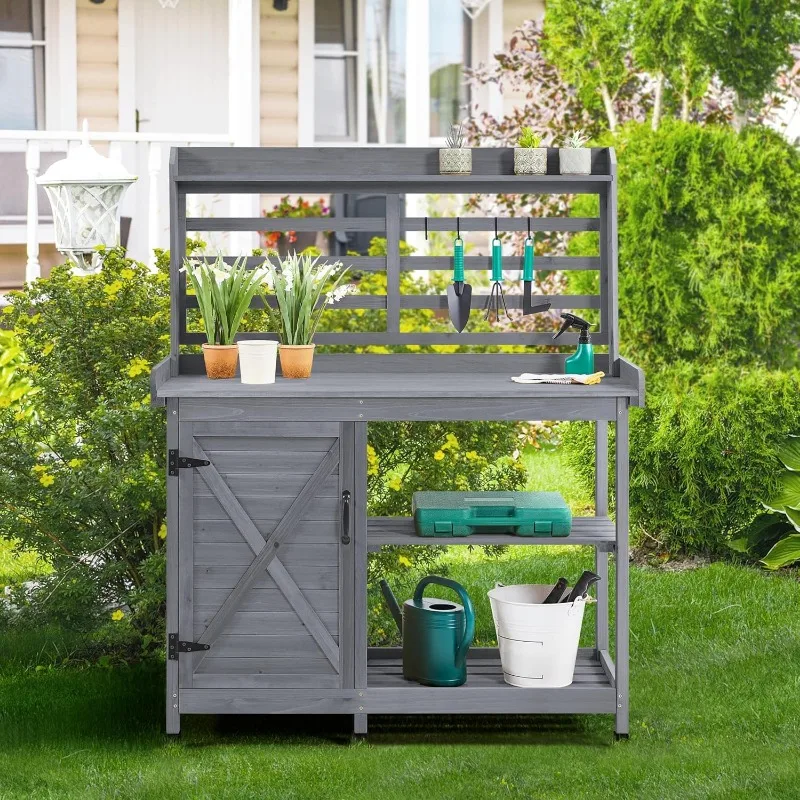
380,575,475,687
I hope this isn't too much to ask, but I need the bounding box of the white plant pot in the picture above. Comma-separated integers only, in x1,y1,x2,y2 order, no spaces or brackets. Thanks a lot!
514,147,547,175
439,148,472,175
238,340,278,384
559,148,592,175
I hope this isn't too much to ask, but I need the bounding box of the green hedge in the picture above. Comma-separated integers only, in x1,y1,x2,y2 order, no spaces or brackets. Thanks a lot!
561,364,800,555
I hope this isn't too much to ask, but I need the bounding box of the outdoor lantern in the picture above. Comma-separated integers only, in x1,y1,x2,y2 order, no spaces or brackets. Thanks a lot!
38,121,137,274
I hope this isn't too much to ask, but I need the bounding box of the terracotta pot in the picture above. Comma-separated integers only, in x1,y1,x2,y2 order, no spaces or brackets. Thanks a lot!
202,343,239,379
279,344,316,379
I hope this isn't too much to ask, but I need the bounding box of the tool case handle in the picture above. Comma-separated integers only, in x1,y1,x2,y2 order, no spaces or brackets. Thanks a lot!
463,515,523,528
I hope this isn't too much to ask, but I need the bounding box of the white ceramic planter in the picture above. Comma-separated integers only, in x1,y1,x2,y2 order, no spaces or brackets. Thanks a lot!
439,148,472,175
238,340,278,384
514,147,547,175
559,148,592,175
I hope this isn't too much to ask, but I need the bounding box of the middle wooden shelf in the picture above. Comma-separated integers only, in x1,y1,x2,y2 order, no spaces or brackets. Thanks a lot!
367,516,616,549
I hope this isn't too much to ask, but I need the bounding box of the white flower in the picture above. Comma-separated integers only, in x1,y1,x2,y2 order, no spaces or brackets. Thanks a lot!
326,283,356,304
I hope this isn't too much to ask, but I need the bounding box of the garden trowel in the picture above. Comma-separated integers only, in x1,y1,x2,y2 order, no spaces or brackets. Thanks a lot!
447,235,472,332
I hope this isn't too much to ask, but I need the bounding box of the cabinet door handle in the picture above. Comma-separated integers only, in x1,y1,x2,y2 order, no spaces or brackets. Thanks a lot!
341,490,351,544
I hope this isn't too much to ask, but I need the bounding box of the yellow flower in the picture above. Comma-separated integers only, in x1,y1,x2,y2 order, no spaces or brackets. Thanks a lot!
42,342,54,356
68,458,83,469
103,280,123,297
466,450,479,460
111,609,125,621
39,473,55,487
2,306,13,315
442,433,459,452
126,357,149,378
158,522,167,540
120,268,135,280
398,555,412,568
366,444,379,477
387,476,402,492
433,450,445,461
14,411,26,421
31,464,48,472
0,397,10,408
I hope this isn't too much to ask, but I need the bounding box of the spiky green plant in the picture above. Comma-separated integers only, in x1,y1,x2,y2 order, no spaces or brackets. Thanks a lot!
564,129,590,148
518,127,543,148
181,255,267,345
261,252,353,345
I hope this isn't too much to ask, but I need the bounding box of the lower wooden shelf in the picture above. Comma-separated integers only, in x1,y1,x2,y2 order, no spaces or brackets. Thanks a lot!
363,648,617,715
368,516,616,549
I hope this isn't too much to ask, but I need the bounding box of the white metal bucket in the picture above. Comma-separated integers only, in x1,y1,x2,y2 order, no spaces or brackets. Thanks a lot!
238,340,278,384
488,583,588,688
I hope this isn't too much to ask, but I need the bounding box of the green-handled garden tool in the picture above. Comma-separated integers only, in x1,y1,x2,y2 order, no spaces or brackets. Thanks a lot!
446,220,472,332
484,225,509,322
522,224,551,316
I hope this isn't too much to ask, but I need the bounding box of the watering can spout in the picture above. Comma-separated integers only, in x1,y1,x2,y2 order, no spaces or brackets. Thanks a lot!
380,579,403,633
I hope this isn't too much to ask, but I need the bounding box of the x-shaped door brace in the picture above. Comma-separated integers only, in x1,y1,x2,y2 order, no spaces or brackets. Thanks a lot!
189,440,341,671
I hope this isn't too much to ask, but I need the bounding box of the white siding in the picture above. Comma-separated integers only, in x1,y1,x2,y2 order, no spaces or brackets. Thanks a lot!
260,0,299,146
502,0,545,119
76,0,118,132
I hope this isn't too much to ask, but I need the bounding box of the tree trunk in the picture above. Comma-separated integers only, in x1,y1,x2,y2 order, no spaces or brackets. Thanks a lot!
733,92,748,131
652,73,665,131
600,83,618,132
681,63,690,122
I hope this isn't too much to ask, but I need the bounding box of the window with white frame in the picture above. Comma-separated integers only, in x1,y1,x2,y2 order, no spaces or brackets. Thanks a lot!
0,0,45,129
313,0,470,144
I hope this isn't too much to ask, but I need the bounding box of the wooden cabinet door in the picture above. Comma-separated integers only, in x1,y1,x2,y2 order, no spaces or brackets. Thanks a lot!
176,421,354,691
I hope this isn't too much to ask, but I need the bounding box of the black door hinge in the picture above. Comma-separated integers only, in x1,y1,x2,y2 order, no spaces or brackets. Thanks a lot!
168,633,211,660
168,449,210,476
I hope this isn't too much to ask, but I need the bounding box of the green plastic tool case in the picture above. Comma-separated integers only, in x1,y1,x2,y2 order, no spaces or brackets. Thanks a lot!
412,491,572,538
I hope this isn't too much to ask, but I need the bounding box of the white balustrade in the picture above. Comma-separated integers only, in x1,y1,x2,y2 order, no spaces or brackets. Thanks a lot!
147,142,163,269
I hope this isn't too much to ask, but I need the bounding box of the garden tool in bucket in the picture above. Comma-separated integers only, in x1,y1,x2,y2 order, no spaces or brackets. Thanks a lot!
446,217,472,332
380,575,475,687
488,572,600,688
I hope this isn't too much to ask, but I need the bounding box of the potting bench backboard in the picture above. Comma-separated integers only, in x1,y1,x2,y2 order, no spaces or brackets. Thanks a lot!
152,146,643,740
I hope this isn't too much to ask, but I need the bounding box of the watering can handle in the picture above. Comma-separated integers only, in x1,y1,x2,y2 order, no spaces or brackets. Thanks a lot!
413,576,475,669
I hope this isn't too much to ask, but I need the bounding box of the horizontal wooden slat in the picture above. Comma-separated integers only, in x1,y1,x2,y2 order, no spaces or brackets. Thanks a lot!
193,610,338,636
200,451,339,473
196,256,385,272
211,634,335,658
399,294,600,310
192,421,340,437
400,256,600,271
194,542,339,567
194,565,338,590
194,495,339,521
186,217,385,232
181,332,609,346
194,588,338,612
194,472,340,497
191,674,340,689
185,294,385,310
194,520,337,544
195,435,336,451
195,657,336,676
405,217,600,232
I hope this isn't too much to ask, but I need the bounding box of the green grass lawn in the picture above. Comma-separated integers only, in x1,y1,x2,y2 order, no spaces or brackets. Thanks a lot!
1,549,799,799
1,449,799,798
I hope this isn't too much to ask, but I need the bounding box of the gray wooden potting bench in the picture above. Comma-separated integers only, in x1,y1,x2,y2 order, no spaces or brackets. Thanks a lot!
151,147,643,739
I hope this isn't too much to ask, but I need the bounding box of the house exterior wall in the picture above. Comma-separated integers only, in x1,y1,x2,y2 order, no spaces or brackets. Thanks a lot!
76,0,119,132
502,0,544,120
260,0,299,146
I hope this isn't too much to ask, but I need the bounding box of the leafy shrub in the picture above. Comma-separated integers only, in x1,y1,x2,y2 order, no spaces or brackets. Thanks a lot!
597,121,800,371
0,248,170,642
561,364,800,554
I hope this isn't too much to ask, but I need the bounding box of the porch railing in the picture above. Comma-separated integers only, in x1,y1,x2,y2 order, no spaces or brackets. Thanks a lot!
0,130,234,282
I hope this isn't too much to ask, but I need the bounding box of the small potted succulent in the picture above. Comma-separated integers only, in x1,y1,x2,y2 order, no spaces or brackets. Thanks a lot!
559,130,592,175
182,255,268,379
514,127,547,175
262,252,354,379
439,123,471,175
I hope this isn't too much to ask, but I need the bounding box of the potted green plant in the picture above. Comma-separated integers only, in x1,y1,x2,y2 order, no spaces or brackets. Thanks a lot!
439,123,472,175
514,127,547,175
262,252,354,379
182,255,267,379
559,130,591,175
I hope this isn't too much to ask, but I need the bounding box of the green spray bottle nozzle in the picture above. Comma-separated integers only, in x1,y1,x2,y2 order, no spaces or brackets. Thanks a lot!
553,312,592,343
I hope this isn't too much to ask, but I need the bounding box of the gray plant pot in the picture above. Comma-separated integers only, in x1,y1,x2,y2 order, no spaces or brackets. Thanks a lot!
514,147,547,175
559,148,592,175
439,148,472,175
